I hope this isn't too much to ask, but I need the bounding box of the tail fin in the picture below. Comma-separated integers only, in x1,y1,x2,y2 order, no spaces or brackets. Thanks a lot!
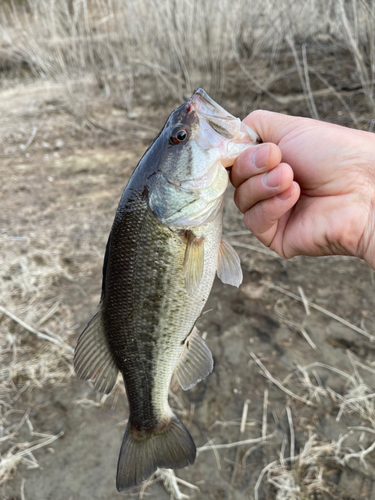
116,415,196,491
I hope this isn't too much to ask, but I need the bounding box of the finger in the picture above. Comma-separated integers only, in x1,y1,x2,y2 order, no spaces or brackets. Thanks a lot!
243,110,311,145
243,181,300,247
231,142,282,188
234,162,294,214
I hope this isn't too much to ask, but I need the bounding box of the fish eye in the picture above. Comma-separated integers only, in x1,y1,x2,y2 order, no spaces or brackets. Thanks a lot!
170,128,188,145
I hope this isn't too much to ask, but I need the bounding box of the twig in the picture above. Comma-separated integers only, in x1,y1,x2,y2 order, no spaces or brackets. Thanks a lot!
286,407,294,462
262,390,268,439
155,469,198,499
20,126,38,151
86,117,158,136
337,0,375,113
280,318,317,350
229,241,283,259
20,478,26,500
86,118,124,135
1,431,64,466
343,439,375,468
250,352,313,406
286,35,315,119
273,87,365,105
254,460,279,500
298,286,310,316
302,44,319,120
204,438,221,471
0,305,74,354
208,420,256,431
262,282,375,342
309,68,359,127
197,431,276,453
34,301,60,329
340,393,375,405
301,362,353,380
300,326,317,351
231,399,251,484
241,443,264,469
348,426,375,434
240,399,250,434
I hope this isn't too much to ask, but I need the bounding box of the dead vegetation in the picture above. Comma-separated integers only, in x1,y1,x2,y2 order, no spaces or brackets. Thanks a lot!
1,0,375,499
1,0,375,125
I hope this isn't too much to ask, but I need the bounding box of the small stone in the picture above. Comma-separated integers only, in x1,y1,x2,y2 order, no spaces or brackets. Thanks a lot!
55,139,64,149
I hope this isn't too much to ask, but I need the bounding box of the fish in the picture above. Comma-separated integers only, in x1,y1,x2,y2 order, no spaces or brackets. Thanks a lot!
74,88,260,491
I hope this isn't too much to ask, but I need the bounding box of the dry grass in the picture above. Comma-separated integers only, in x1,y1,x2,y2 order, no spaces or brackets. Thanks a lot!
0,409,63,486
1,0,375,498
0,231,76,485
1,0,375,124
249,346,375,498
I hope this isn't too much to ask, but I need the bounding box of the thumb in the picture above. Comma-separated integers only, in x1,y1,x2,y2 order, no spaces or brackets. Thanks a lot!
244,110,305,145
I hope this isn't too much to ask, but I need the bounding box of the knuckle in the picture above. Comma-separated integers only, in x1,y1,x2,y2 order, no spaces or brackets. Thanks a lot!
247,109,269,122
243,210,254,231
233,188,244,213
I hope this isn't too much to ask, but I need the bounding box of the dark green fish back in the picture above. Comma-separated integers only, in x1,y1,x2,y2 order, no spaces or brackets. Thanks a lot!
103,188,183,429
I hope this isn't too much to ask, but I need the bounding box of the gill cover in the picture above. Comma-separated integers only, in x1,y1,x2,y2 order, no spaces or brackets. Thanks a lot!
147,88,260,228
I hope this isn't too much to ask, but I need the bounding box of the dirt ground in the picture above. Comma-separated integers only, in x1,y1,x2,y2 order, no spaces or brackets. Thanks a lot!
1,50,375,500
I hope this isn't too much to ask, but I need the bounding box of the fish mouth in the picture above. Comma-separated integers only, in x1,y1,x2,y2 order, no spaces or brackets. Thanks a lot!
189,88,261,144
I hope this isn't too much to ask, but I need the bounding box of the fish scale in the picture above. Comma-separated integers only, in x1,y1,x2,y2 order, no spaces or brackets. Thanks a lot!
104,193,221,425
74,88,260,491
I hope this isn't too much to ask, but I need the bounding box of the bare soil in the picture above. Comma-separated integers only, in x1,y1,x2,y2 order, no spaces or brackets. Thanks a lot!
1,53,375,500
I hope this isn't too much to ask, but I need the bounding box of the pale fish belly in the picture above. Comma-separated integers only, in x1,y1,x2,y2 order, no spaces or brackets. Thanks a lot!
150,213,223,418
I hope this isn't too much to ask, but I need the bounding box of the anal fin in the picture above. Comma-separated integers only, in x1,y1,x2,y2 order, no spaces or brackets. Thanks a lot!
74,310,118,394
175,327,213,390
217,238,243,287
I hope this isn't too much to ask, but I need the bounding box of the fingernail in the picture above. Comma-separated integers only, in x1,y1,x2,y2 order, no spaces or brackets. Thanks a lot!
263,168,280,188
277,186,293,200
252,144,269,169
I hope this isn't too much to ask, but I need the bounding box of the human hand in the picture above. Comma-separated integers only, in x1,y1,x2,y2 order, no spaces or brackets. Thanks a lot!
231,111,375,269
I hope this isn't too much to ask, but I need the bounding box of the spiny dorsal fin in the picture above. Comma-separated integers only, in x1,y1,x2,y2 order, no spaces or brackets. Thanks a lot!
74,310,118,394
175,327,213,390
217,238,243,287
183,231,204,296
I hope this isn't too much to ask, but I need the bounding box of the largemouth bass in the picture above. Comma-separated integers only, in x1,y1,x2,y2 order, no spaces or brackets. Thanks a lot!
74,89,260,491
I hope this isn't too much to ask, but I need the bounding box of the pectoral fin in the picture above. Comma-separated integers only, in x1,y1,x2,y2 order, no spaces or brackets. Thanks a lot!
74,310,118,394
175,327,213,390
217,239,243,287
183,231,204,296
